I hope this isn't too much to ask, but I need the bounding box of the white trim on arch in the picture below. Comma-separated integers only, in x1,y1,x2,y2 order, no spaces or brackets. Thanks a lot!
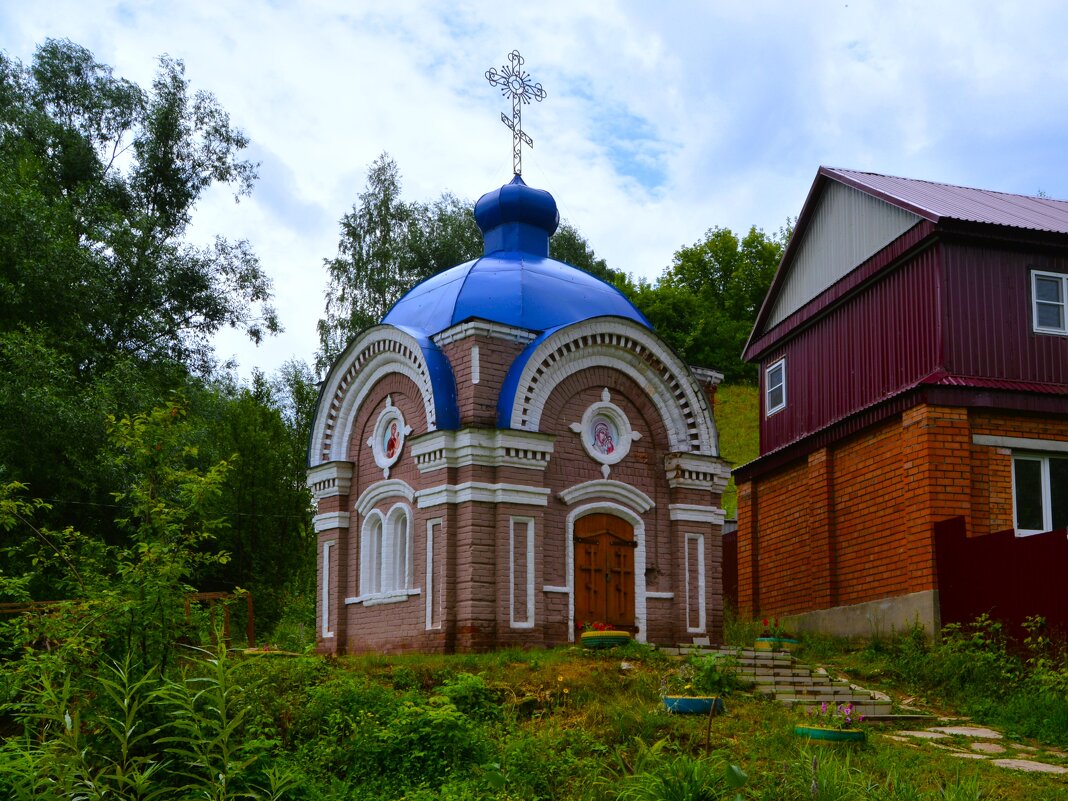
565,501,648,644
355,479,416,516
502,318,718,455
558,480,654,512
310,326,440,467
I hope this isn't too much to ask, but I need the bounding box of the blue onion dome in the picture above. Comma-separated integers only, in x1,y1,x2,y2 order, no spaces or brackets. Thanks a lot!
382,176,650,337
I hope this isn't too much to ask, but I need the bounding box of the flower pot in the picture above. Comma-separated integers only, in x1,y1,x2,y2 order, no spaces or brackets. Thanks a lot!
793,724,865,743
754,636,799,652
580,630,631,649
662,696,726,715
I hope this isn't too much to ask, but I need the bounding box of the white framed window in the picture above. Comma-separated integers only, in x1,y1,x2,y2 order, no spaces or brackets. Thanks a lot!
358,504,414,601
383,504,412,593
360,512,384,595
765,358,786,416
1013,453,1068,535
1032,270,1067,335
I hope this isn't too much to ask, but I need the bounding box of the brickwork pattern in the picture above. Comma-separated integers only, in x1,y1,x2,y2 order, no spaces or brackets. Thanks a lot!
315,331,726,652
441,335,527,427
736,402,1068,623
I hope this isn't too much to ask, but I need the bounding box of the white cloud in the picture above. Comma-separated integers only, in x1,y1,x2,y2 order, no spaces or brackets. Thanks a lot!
7,0,1068,378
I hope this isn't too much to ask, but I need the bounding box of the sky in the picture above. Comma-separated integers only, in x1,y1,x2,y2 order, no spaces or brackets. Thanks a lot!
5,0,1068,380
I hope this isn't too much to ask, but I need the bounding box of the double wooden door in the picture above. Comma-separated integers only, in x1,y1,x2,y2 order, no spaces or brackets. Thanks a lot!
574,513,635,631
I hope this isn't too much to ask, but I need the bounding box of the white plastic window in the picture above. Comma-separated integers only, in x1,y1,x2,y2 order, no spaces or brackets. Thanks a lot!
1032,270,1067,335
1013,453,1068,535
765,358,786,416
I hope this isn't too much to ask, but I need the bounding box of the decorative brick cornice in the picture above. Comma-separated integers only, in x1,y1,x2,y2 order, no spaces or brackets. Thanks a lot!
664,452,730,492
432,320,538,346
668,504,725,524
411,428,554,473
306,461,354,500
501,318,718,455
414,482,551,508
310,326,451,467
313,511,351,532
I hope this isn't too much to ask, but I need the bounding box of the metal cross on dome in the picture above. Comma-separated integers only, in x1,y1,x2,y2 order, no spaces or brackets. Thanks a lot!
485,49,546,176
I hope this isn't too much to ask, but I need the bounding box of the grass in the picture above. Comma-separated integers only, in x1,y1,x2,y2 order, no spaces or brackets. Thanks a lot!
713,383,759,520
6,618,1068,799
224,639,1066,800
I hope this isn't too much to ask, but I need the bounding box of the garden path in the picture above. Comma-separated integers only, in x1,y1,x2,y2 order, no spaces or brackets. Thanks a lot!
883,723,1068,774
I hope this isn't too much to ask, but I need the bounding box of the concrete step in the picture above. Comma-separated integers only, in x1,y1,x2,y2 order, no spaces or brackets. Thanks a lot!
663,642,899,719
780,698,894,717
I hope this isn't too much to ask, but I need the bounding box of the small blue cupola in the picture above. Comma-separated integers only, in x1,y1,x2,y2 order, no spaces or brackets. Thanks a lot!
473,174,560,256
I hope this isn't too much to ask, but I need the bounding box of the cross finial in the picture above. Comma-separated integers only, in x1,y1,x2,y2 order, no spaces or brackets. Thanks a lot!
485,50,546,176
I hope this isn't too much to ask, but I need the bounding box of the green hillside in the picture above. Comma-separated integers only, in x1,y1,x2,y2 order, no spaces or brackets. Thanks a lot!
713,384,760,520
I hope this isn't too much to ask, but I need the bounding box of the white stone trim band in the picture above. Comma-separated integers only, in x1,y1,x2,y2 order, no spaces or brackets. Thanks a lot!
668,504,725,524
313,512,351,532
972,435,1068,453
432,319,539,346
412,428,554,473
415,482,552,508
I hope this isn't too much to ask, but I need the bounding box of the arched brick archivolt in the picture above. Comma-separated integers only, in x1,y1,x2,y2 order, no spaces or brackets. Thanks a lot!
501,318,719,455
310,326,453,466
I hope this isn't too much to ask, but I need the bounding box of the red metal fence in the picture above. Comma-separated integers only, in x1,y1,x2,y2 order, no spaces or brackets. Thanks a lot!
933,516,1068,640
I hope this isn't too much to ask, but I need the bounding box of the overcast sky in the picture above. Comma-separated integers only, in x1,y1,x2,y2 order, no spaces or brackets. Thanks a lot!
5,1,1068,379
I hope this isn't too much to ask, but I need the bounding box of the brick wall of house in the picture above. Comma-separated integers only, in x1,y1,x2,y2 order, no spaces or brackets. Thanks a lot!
736,402,1068,625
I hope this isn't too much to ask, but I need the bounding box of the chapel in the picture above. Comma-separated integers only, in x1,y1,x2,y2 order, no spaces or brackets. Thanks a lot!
307,174,730,653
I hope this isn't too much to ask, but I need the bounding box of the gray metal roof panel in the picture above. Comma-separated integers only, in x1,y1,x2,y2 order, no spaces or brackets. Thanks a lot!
822,167,1068,234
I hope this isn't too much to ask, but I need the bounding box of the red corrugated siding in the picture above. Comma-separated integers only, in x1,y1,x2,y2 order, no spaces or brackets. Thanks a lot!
761,250,942,453
943,243,1068,385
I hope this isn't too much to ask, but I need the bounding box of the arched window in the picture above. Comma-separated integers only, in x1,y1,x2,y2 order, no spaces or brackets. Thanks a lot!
383,505,412,592
358,504,413,600
360,512,384,595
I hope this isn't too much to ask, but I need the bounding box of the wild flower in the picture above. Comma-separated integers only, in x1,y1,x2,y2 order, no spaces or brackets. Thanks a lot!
807,701,864,730
759,616,793,639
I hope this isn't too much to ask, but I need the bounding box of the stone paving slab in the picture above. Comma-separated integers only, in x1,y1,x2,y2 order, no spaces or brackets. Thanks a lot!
970,742,1007,754
929,725,1002,739
990,759,1068,774
897,730,950,739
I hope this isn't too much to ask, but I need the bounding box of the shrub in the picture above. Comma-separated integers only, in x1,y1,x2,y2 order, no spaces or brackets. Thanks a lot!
436,672,501,721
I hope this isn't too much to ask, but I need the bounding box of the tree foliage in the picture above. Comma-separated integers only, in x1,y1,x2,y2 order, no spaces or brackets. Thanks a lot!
630,225,787,382
317,153,482,371
0,38,278,375
0,40,310,637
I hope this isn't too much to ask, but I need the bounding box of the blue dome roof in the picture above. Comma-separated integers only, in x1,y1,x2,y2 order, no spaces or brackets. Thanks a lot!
382,176,650,337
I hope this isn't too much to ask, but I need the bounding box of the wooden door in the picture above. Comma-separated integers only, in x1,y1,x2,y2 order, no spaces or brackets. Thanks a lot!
574,513,636,631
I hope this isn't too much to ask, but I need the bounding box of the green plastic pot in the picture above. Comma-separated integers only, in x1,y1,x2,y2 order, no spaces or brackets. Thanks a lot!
793,724,865,742
580,631,631,649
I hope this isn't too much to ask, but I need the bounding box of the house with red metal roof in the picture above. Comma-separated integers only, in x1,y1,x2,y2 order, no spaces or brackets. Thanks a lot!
735,167,1068,636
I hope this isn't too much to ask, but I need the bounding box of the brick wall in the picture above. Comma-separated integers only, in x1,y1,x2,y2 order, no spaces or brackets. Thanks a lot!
319,335,726,651
441,335,527,427
736,402,1068,625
